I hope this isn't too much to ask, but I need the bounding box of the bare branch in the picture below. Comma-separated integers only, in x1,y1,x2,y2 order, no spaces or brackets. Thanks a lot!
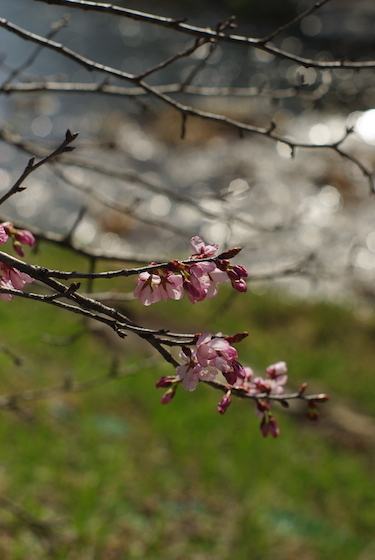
1,18,371,189
0,15,70,91
1,79,332,102
0,129,78,205
203,379,329,405
259,0,331,43
31,0,375,69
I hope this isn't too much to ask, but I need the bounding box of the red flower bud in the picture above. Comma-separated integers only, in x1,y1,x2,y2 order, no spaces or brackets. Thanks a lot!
161,386,177,404
217,390,232,415
225,332,249,344
217,247,242,259
156,376,176,388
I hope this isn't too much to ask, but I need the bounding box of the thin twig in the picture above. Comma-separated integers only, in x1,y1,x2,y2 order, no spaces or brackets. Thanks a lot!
0,129,78,205
0,15,70,91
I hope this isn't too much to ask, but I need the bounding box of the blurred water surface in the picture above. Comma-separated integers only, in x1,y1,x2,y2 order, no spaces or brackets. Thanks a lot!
1,0,375,302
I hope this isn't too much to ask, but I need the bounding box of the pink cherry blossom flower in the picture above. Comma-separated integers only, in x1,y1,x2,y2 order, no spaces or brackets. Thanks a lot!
234,366,254,391
0,226,8,245
265,361,288,386
190,236,218,258
184,277,206,304
195,333,245,385
186,261,229,303
134,271,184,306
1,222,35,257
0,263,34,301
175,347,220,391
196,333,238,366
0,277,14,301
0,263,34,290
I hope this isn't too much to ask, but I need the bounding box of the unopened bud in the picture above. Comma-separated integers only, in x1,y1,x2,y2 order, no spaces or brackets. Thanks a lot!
217,390,232,415
268,416,280,438
225,332,248,344
156,376,176,388
217,247,242,259
231,279,247,292
161,386,177,405
256,400,269,413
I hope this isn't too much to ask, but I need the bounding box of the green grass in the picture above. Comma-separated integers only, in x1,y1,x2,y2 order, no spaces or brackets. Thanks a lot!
0,243,375,559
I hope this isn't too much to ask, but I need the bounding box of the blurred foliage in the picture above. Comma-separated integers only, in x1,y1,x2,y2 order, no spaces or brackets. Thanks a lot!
0,243,375,558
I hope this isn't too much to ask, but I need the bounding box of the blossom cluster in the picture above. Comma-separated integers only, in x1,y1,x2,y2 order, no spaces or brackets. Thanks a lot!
0,222,35,301
134,236,248,306
156,332,288,438
175,332,246,391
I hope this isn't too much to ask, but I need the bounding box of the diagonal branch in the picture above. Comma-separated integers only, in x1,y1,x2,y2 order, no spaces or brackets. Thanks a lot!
0,15,70,91
259,0,332,43
0,129,78,205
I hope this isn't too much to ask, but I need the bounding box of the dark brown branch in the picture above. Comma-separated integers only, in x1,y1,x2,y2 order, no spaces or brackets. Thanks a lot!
134,37,209,81
0,129,78,205
203,379,329,404
32,0,375,69
1,17,371,191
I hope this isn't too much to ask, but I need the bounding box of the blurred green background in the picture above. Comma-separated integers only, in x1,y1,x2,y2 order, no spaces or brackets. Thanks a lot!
0,244,375,559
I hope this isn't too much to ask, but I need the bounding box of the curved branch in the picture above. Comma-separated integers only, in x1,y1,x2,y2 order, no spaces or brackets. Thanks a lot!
1,19,371,189
32,0,375,69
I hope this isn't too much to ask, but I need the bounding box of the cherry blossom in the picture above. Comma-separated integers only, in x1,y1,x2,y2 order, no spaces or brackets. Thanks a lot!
175,347,220,391
134,235,249,305
134,271,184,306
187,261,229,303
0,263,34,300
0,226,9,245
190,236,218,258
1,222,35,257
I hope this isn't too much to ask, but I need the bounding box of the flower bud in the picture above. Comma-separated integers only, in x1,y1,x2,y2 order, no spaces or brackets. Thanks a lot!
231,279,247,292
161,386,177,404
268,416,280,438
224,331,248,344
0,226,8,244
217,390,232,415
217,247,242,259
156,376,176,388
13,241,24,257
